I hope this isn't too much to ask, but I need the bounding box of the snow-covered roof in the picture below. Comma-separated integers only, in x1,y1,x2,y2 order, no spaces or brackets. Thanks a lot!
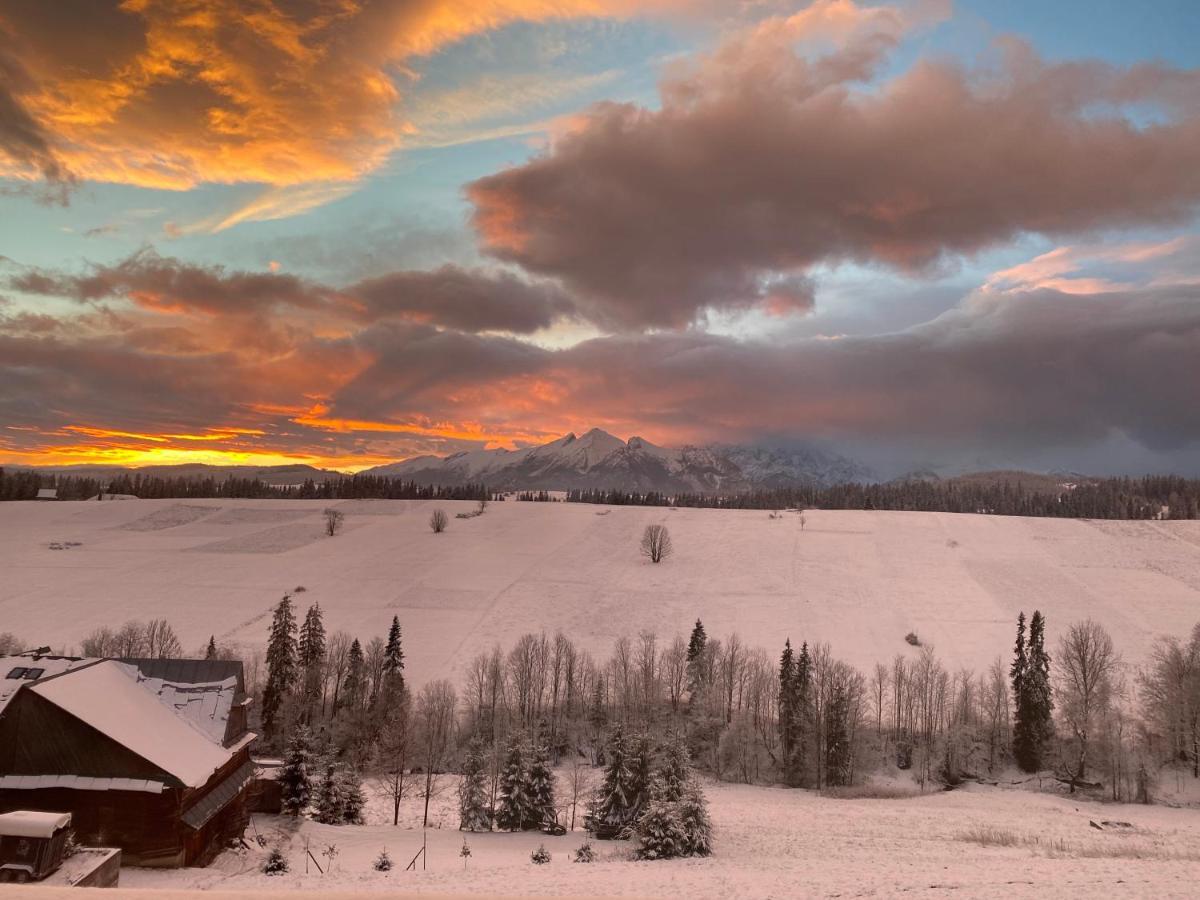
30,661,235,788
0,810,71,838
0,656,98,716
35,488,57,500
0,774,166,794
133,673,238,745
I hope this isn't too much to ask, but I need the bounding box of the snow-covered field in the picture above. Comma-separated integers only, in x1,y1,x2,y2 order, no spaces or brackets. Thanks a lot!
110,772,1200,898
4,499,1200,681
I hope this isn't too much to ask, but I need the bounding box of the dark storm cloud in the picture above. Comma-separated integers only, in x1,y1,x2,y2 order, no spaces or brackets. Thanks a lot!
468,33,1200,328
347,265,577,334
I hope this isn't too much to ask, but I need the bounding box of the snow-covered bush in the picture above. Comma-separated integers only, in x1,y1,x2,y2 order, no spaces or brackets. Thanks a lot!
264,847,289,875
905,632,921,646
573,842,596,863
531,844,552,865
635,799,688,860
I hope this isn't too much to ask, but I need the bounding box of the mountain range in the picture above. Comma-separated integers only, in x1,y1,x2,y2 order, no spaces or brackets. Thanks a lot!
361,428,873,493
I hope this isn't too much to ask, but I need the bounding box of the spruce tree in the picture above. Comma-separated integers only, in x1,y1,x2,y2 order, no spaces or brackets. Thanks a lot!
459,737,492,832
314,760,344,824
383,616,405,694
342,638,365,712
1010,612,1032,768
655,734,690,802
677,778,713,857
279,726,313,816
338,767,366,824
528,745,557,828
634,799,686,860
778,639,797,781
1027,610,1055,763
496,739,533,831
262,595,299,743
685,619,707,700
298,603,326,721
205,635,217,660
792,642,813,785
627,733,654,818
592,726,636,836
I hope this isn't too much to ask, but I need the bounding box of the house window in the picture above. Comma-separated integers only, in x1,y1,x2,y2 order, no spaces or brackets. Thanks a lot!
5,667,26,679
22,668,44,680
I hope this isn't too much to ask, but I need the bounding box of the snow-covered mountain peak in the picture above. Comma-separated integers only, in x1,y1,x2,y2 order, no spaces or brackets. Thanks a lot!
364,429,872,493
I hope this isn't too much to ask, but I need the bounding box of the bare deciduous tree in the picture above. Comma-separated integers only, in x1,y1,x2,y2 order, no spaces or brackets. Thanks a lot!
373,689,413,826
640,524,672,563
324,508,344,537
144,618,182,658
430,508,448,534
415,679,458,827
1058,619,1120,788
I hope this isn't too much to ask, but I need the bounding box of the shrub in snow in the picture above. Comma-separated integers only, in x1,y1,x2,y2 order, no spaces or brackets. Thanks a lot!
460,839,472,868
635,799,687,860
905,632,921,646
264,847,289,875
373,849,393,872
531,844,552,865
573,842,595,863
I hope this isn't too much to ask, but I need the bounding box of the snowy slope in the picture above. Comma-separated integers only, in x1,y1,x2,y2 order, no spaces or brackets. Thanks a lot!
365,428,871,492
3,500,1199,691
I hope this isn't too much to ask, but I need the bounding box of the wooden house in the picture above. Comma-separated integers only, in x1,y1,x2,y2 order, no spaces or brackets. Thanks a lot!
0,654,256,867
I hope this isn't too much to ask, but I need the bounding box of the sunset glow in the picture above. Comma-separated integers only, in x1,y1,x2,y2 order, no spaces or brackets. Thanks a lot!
2,0,1199,476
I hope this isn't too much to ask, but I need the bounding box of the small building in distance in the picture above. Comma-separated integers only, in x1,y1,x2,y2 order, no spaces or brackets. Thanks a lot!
34,489,57,501
0,653,256,867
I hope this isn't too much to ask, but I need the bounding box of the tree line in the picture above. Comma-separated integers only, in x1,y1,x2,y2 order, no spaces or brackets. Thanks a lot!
567,474,1200,519
0,467,493,502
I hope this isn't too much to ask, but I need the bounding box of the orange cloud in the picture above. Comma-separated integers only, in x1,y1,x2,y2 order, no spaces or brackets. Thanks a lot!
0,0,699,195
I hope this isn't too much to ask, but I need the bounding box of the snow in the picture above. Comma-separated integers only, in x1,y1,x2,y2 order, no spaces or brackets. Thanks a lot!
29,660,234,788
2,499,1199,688
0,809,71,838
111,771,1200,898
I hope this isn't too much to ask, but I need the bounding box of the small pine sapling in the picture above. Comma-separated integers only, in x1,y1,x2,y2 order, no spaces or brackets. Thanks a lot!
373,849,393,872
460,838,472,869
531,844,552,865
573,842,595,863
264,847,289,875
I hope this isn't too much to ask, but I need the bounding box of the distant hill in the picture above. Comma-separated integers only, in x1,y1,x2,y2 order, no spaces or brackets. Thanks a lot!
362,428,874,493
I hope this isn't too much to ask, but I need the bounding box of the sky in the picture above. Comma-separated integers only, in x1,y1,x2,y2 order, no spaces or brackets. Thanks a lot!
1,0,1199,476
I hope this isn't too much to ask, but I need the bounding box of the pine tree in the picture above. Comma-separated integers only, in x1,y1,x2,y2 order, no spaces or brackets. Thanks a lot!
496,739,533,831
591,726,636,836
458,737,492,832
204,635,217,660
264,846,289,875
528,745,557,828
298,603,326,722
262,595,299,743
279,726,313,816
